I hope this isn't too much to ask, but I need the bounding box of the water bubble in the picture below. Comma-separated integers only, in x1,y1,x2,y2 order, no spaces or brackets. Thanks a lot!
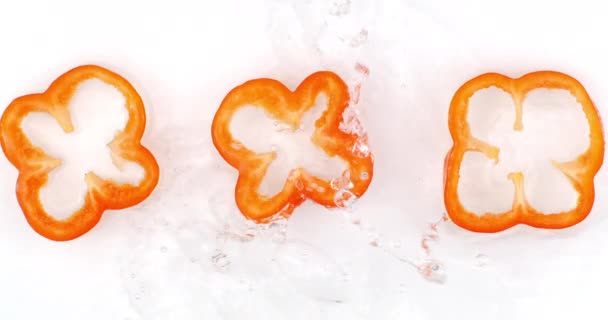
160,246,168,253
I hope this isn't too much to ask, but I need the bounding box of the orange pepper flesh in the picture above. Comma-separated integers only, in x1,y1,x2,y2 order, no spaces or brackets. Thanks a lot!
444,71,604,232
0,65,160,241
212,71,374,222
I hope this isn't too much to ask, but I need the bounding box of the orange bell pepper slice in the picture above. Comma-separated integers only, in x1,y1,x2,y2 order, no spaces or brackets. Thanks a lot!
444,71,604,232
0,65,160,241
212,71,374,222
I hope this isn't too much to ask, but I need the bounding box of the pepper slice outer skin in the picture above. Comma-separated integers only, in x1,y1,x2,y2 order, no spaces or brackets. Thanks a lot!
212,71,374,222
0,65,160,241
444,71,604,233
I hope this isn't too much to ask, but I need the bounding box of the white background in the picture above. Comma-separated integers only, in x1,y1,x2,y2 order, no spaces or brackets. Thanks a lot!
0,0,607,319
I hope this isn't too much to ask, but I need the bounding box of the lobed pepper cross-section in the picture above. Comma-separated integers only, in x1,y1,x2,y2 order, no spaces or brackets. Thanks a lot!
0,65,160,241
444,71,604,232
212,71,374,222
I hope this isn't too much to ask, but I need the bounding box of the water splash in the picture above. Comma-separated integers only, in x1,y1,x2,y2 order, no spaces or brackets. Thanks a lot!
335,207,450,284
247,218,289,244
421,213,448,255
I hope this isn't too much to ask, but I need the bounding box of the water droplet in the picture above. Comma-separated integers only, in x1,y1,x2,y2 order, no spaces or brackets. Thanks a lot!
352,140,370,157
212,250,231,271
330,175,353,190
268,219,288,244
273,121,292,132
355,63,370,76
160,246,168,253
368,231,381,247
475,254,490,267
244,220,258,239
340,209,362,225
231,142,243,150
359,171,369,180
329,0,351,16
417,260,446,284
350,29,368,47
334,189,357,209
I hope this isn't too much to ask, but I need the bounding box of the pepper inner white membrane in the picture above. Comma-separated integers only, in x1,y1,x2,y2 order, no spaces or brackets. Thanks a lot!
458,87,590,215
230,94,347,196
22,79,145,220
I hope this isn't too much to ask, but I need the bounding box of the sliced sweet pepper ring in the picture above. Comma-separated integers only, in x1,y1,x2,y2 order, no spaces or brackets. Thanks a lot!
444,71,604,232
212,71,374,222
0,65,160,241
